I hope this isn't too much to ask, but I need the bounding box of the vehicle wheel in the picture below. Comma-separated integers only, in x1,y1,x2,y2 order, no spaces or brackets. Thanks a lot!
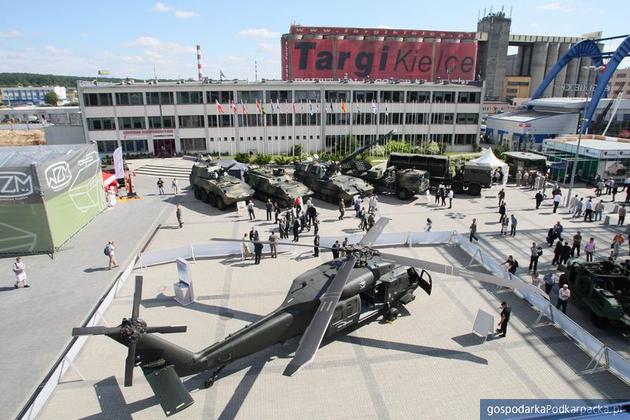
208,193,217,207
217,196,226,210
200,190,209,203
397,188,411,200
468,184,481,196
193,187,201,200
387,307,400,321
591,313,609,328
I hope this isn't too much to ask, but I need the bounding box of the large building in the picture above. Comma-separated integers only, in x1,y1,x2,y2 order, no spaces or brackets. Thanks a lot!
607,68,630,99
281,19,603,101
77,79,483,156
1,86,67,106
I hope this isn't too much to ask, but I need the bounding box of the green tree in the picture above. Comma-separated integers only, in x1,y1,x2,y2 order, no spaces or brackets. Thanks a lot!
44,91,59,105
385,140,412,154
425,141,441,155
234,152,250,163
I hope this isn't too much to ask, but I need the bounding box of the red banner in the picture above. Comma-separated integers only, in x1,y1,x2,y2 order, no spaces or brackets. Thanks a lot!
282,38,477,81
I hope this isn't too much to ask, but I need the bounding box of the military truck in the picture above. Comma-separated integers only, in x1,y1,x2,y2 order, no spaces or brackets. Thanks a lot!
386,152,492,196
564,259,630,328
190,160,254,210
244,166,314,208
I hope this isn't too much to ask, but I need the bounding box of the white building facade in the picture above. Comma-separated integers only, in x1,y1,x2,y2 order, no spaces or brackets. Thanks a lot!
77,80,483,156
1,86,67,106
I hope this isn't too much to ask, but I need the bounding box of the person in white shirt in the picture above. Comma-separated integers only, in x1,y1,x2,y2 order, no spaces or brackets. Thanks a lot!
556,284,571,313
447,189,454,209
552,193,562,213
172,178,179,195
13,257,29,288
105,241,119,270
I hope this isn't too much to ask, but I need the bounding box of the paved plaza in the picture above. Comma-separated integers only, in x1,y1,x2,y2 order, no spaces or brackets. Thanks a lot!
25,161,628,419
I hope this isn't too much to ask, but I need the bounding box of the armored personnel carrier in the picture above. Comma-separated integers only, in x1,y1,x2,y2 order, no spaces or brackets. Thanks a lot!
564,259,630,328
244,166,314,208
190,160,254,210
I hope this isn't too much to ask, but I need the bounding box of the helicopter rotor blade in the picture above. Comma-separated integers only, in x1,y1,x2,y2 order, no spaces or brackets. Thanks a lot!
72,326,121,336
283,255,358,377
358,217,391,248
144,326,188,334
124,341,137,387
131,275,143,319
378,252,547,297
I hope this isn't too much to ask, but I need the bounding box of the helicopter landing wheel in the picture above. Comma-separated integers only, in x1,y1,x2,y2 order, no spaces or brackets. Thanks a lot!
203,365,226,388
385,306,400,322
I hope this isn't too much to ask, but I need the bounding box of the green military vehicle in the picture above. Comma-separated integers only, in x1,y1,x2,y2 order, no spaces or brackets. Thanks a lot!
190,160,254,210
244,166,314,208
564,259,630,328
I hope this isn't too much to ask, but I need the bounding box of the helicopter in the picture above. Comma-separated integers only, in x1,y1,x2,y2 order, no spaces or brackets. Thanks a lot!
72,218,545,417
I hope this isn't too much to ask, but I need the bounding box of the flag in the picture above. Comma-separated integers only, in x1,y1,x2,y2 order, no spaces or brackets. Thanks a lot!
355,101,360,114
385,101,389,117
216,100,225,114
371,100,378,114
292,100,296,113
308,101,315,116
241,100,246,114
341,100,347,113
230,100,237,114
276,99,281,113
261,102,267,114
256,99,262,114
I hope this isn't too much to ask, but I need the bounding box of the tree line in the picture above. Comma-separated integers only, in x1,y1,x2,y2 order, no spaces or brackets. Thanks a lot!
0,73,172,89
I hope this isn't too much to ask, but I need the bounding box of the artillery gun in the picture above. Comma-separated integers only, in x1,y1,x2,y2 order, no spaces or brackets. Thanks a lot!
244,166,314,208
564,259,630,328
189,160,254,210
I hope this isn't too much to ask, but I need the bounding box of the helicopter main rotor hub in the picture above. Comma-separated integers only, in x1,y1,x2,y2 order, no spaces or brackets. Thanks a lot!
345,245,379,267
120,318,147,342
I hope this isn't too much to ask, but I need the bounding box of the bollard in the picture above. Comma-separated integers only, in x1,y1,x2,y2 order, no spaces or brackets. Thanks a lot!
603,215,610,225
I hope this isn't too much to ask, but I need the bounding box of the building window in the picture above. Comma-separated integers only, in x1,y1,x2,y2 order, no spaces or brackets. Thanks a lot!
115,92,144,105
96,140,118,153
506,81,530,87
380,91,404,103
178,115,205,128
118,117,146,129
238,90,264,103
148,116,175,128
325,90,350,102
208,115,233,127
176,91,203,104
294,90,321,102
207,91,234,103
431,113,454,124
457,91,480,103
404,113,429,124
407,91,431,102
121,139,148,153
353,90,377,102
146,92,174,105
266,90,291,102
83,93,113,106
181,138,207,152
87,118,116,131
455,113,479,124
454,134,476,145
432,91,455,103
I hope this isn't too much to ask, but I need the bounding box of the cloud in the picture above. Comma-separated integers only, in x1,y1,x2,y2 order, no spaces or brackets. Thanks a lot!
536,2,563,10
376,24,393,29
0,29,22,38
44,45,71,54
124,36,196,54
256,42,280,53
238,28,279,39
151,2,198,18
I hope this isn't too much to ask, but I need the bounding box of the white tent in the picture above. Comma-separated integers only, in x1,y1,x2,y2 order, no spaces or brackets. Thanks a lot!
465,148,509,185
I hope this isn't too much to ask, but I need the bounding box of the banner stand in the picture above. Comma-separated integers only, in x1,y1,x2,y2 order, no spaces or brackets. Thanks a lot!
584,346,609,374
58,356,85,384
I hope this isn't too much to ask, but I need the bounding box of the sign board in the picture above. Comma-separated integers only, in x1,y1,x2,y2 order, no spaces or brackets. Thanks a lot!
472,309,495,340
176,257,191,286
282,31,477,81
236,201,246,217
113,147,124,179
122,129,174,140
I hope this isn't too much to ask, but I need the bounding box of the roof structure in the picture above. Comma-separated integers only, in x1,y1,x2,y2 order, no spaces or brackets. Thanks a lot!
0,144,85,168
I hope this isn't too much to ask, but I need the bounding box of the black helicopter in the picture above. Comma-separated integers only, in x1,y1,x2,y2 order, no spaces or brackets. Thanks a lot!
72,218,544,416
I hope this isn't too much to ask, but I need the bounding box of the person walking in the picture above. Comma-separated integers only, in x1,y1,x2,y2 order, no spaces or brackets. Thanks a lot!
556,284,571,313
568,194,578,214
424,218,432,232
331,240,341,259
249,226,259,241
535,190,544,209
313,216,320,236
584,237,596,262
572,232,582,257
274,202,280,224
469,218,478,242
175,204,183,228
241,233,252,260
13,257,29,288
618,205,626,226
516,170,522,187
612,183,619,202
594,200,604,221
247,200,256,221
268,232,278,258
529,242,541,272
559,241,572,265
105,241,119,270
341,238,349,257
447,188,454,209
509,214,517,237
499,202,506,223
500,216,509,235
498,188,506,207
495,302,511,338
292,218,300,242
611,234,624,260
425,188,431,205
157,178,165,195
338,199,345,220
531,271,541,289
542,271,556,295
265,199,273,221
253,241,263,265
552,192,562,213
502,255,518,274
313,234,320,257
583,198,593,222
573,198,584,219
171,178,179,195
551,239,563,265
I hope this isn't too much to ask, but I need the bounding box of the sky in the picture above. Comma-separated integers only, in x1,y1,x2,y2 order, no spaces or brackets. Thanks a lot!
0,0,628,80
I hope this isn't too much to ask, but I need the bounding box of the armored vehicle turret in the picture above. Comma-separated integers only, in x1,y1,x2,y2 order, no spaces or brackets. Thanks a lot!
244,166,314,208
190,160,254,210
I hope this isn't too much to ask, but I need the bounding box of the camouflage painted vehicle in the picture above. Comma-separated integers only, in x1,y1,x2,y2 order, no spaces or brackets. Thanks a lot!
355,162,430,200
293,161,373,204
244,166,314,208
563,259,630,328
190,161,254,210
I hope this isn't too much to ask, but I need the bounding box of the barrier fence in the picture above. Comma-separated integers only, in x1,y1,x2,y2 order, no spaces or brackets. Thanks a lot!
19,230,630,419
